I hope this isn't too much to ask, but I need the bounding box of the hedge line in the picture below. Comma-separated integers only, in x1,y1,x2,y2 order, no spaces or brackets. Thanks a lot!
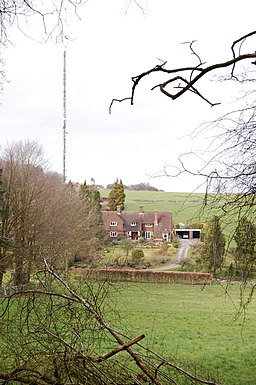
73,268,212,285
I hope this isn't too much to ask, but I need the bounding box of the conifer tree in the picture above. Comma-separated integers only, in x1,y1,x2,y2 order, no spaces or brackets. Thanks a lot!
117,179,126,210
108,178,126,211
200,216,225,274
234,217,256,279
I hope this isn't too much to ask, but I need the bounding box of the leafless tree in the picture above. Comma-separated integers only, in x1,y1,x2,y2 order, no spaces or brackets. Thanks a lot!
0,140,105,288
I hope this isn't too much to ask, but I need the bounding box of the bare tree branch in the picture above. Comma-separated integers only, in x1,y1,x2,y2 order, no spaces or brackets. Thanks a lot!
110,33,256,112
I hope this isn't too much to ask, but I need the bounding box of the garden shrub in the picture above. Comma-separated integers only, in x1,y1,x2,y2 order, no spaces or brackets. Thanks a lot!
131,248,144,260
127,249,145,267
168,245,176,254
172,236,180,248
117,255,127,267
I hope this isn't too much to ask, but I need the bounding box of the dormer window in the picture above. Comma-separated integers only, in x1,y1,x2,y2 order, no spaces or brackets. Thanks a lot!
110,221,117,226
145,223,153,227
130,221,137,226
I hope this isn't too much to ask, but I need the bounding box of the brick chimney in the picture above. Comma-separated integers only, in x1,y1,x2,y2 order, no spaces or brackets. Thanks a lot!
139,205,144,214
154,209,158,225
116,205,121,214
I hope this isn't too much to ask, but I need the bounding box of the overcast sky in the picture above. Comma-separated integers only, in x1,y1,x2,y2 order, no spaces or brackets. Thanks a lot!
1,0,256,191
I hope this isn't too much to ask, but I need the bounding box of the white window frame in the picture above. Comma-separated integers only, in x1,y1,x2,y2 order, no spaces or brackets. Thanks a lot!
145,223,153,227
145,231,151,240
110,221,117,226
130,221,137,226
110,231,118,237
162,233,169,241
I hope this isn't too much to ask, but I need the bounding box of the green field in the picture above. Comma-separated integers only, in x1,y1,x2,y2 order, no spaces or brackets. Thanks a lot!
100,189,215,225
109,282,256,385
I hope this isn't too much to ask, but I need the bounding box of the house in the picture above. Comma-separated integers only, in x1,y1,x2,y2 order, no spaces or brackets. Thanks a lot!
102,205,173,242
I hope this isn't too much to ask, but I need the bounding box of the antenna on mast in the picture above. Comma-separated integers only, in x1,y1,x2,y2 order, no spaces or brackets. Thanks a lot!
63,50,67,182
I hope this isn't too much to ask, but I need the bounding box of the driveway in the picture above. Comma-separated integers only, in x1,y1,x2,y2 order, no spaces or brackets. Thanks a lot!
151,239,199,271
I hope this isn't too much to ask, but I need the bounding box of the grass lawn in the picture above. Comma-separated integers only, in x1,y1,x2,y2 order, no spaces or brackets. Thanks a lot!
109,282,256,385
100,244,178,268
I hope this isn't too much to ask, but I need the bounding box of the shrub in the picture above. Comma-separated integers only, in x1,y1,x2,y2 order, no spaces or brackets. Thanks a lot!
131,248,144,261
172,236,180,248
117,255,127,267
168,245,176,254
161,243,169,251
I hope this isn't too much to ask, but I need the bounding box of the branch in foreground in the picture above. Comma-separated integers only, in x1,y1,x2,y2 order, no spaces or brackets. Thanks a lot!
109,32,256,113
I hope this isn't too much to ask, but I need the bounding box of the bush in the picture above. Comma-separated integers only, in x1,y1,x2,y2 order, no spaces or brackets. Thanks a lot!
131,249,144,261
168,245,176,254
172,236,180,248
128,249,145,267
117,255,127,267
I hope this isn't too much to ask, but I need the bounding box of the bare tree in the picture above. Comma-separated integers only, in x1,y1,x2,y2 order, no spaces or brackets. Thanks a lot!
0,140,106,288
0,140,47,286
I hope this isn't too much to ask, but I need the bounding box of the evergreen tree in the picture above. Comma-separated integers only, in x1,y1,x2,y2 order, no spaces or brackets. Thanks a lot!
200,216,225,274
108,178,126,211
234,217,256,279
117,179,126,210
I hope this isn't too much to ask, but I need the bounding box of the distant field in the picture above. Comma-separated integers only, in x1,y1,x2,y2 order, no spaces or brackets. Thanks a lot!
109,282,256,385
100,189,214,225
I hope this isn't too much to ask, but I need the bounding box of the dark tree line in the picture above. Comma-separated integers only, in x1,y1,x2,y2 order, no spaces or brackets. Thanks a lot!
107,182,161,191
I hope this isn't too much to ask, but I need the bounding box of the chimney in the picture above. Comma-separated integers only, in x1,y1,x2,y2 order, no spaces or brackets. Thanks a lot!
116,205,121,214
154,209,158,225
139,205,144,214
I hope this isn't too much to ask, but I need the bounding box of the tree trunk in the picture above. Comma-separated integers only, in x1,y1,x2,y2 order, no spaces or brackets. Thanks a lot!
13,254,24,286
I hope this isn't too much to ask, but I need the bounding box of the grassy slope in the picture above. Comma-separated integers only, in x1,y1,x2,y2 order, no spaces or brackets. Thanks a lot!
110,282,256,385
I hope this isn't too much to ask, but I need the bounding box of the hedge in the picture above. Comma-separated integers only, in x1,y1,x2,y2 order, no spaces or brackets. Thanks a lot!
73,268,212,285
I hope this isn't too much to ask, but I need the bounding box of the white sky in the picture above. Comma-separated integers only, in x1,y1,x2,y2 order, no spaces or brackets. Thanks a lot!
1,0,256,192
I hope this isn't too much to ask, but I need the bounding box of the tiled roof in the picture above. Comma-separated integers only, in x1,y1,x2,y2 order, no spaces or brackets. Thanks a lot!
102,208,172,237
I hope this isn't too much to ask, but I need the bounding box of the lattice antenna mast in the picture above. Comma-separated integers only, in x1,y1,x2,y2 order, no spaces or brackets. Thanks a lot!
63,50,67,182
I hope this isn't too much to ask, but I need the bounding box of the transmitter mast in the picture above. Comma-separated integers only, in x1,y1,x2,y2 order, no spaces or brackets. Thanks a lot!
63,50,67,183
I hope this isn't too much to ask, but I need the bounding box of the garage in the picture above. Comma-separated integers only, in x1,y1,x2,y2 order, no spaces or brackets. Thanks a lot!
174,229,201,240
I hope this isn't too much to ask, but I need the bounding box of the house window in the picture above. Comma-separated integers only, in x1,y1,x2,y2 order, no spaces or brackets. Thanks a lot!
110,221,117,226
163,233,169,241
130,221,137,226
145,231,151,240
110,231,117,237
145,223,153,227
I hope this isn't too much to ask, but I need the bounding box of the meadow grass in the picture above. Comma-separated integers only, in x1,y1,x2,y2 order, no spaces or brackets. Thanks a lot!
109,282,256,385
